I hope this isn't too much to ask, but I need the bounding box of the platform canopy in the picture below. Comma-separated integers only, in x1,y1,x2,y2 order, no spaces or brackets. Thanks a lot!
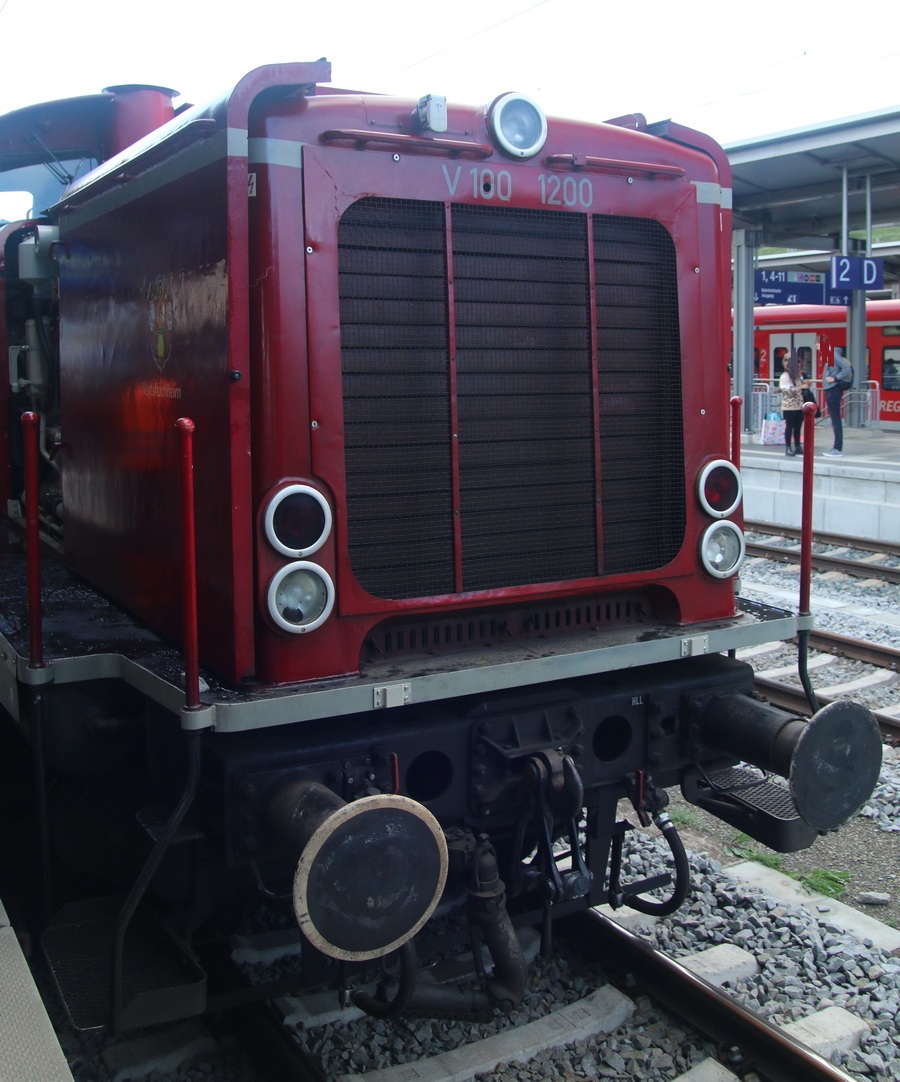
726,106,900,287
724,106,900,420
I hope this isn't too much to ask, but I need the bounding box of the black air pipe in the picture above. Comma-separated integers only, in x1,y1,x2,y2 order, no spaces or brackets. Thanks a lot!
354,849,528,1021
625,813,690,916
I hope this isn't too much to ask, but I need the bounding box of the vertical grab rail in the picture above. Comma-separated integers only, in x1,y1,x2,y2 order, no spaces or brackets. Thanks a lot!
176,417,200,710
798,403,817,618
22,412,52,919
729,396,742,470
21,412,44,668
797,402,819,714
112,417,204,1034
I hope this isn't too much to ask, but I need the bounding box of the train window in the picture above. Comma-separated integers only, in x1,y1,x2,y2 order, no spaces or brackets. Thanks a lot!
0,158,98,223
797,346,813,377
883,349,900,392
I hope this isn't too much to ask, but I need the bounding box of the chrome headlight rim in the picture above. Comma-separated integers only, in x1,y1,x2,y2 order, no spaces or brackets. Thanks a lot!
267,561,335,634
697,459,743,519
487,92,548,159
264,484,333,558
699,520,746,579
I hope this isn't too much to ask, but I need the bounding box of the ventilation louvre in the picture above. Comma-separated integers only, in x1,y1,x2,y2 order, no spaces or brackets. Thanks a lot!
339,199,684,600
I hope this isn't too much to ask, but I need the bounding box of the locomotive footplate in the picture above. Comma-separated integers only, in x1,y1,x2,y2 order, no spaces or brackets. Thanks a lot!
0,530,813,738
41,895,206,1032
681,765,817,853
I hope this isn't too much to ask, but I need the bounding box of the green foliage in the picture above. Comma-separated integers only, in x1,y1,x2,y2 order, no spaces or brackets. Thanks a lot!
667,805,699,829
725,834,783,870
792,867,850,899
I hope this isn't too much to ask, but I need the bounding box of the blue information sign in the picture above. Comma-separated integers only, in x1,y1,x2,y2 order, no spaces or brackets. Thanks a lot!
829,255,884,291
754,270,826,305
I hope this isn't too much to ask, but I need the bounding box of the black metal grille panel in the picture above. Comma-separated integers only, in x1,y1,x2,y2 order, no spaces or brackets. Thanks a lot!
594,217,684,572
339,200,455,599
453,205,596,591
339,198,684,600
709,767,799,820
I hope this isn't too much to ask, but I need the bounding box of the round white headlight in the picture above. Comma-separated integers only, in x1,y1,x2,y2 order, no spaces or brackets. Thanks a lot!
264,484,332,558
487,93,547,159
699,521,745,579
267,562,335,633
697,459,742,519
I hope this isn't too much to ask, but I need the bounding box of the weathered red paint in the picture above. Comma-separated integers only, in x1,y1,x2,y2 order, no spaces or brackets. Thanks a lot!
2,67,738,687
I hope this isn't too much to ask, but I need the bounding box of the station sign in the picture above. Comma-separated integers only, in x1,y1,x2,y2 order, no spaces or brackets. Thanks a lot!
829,255,884,291
755,268,852,307
754,270,824,305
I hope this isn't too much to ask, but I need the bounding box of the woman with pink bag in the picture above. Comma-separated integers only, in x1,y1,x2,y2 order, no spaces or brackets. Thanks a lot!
778,350,806,456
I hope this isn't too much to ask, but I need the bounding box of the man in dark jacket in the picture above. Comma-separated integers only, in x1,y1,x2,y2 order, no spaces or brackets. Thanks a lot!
822,348,852,457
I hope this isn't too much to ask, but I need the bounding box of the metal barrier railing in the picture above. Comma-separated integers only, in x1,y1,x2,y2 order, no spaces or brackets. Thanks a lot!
750,381,772,433
841,382,881,427
749,380,881,434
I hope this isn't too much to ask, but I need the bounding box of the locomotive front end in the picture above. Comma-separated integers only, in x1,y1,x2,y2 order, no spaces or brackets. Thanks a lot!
249,88,741,686
0,65,881,1032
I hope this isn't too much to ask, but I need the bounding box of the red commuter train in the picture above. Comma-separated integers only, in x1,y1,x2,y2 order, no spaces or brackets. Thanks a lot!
752,300,900,427
0,63,880,1033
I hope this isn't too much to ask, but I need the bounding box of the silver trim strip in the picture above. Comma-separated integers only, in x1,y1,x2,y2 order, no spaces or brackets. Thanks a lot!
693,181,733,209
2,607,811,733
248,137,302,168
227,126,249,158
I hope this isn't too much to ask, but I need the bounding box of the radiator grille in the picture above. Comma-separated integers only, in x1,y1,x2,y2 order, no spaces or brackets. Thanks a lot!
339,198,684,600
594,216,685,571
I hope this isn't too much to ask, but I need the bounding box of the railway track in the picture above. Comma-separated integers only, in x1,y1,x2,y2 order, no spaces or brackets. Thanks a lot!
744,630,900,741
744,522,900,585
32,822,895,1082
744,523,899,559
584,910,859,1082
217,908,865,1082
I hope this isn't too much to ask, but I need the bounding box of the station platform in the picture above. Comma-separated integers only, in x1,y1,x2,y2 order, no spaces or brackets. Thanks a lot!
0,899,72,1081
740,426,900,540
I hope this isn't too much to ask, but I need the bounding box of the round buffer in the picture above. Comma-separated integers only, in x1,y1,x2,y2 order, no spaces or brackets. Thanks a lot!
292,793,448,961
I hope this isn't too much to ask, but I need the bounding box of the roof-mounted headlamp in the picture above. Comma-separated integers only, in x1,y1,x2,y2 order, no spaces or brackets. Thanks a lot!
487,93,547,159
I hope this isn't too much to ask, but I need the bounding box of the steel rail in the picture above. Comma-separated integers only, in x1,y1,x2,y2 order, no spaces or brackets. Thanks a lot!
581,909,858,1082
745,540,900,584
754,675,900,740
745,521,899,558
801,629,900,671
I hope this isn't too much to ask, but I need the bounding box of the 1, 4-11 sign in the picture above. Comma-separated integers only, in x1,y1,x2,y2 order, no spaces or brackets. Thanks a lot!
754,269,825,305
830,255,884,291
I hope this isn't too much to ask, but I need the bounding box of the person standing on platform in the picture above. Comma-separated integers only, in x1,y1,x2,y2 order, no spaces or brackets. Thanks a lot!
779,350,805,456
822,347,852,458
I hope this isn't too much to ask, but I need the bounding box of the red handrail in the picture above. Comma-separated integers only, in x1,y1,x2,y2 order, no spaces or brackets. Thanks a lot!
729,396,742,469
176,418,200,710
799,402,817,617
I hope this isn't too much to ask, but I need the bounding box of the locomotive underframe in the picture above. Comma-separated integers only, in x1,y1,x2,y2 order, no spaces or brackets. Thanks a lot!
0,527,829,998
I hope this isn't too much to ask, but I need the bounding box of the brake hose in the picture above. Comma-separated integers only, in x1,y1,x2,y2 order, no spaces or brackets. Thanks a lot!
625,812,691,917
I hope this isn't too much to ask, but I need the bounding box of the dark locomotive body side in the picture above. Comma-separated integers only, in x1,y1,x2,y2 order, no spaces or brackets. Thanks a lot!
0,63,881,1033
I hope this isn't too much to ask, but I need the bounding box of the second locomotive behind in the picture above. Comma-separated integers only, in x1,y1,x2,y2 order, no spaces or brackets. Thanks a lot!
0,62,881,1032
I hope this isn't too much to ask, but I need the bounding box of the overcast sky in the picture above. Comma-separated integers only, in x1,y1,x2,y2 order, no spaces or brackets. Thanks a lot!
2,0,899,147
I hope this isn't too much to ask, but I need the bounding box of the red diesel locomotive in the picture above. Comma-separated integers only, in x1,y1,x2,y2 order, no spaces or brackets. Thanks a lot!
0,62,880,1032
